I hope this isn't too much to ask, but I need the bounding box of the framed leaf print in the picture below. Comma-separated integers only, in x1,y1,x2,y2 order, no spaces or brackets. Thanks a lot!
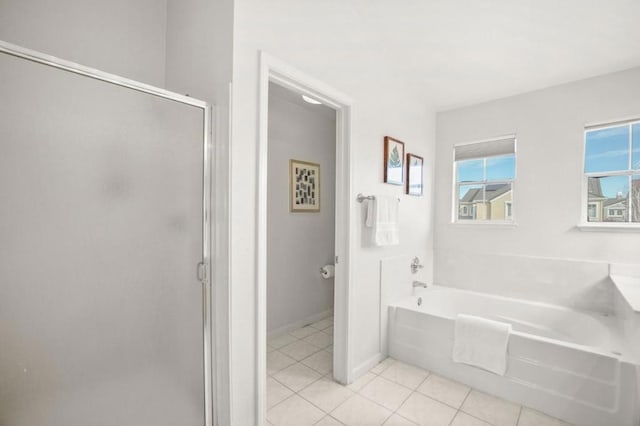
384,136,405,185
406,153,424,196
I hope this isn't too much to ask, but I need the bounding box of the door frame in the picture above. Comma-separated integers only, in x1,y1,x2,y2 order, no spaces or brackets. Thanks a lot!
0,40,215,426
256,52,354,424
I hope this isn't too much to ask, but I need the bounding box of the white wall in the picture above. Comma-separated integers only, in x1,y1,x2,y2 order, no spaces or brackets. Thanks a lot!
267,86,336,335
0,0,168,86
434,67,640,313
229,1,435,423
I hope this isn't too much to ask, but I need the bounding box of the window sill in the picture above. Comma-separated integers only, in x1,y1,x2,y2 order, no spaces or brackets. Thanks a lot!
577,223,640,232
451,221,517,229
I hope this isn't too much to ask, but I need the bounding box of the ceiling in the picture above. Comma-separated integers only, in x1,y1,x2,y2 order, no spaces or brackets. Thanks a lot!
345,0,640,110
269,82,336,119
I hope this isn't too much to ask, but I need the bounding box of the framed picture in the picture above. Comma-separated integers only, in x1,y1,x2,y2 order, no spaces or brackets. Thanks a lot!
384,136,405,185
406,153,424,196
290,159,320,212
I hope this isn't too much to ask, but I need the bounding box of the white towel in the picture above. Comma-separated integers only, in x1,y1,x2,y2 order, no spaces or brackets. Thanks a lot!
452,314,511,375
365,196,399,246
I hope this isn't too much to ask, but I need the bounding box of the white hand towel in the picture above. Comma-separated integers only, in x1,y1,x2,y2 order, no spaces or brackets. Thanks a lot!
452,314,511,375
365,196,399,246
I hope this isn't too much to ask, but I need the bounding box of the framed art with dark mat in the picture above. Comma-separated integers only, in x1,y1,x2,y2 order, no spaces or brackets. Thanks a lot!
290,159,320,212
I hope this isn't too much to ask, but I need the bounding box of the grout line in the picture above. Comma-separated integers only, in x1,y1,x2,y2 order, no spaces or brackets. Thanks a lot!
390,386,417,415
313,414,345,426
448,410,459,426
266,392,298,415
515,405,523,425
458,387,472,409
296,383,340,416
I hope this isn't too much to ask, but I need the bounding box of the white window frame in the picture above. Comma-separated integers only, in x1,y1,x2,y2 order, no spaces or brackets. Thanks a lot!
452,135,517,225
580,119,640,230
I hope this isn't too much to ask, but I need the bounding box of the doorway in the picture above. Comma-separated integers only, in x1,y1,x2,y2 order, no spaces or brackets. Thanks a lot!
265,80,337,409
256,53,353,425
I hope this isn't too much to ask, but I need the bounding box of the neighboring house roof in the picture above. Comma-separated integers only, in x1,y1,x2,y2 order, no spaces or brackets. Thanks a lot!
604,197,627,208
588,178,605,199
460,183,511,203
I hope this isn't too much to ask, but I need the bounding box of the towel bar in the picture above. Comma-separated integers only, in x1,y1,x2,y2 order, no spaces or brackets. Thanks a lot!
356,193,400,203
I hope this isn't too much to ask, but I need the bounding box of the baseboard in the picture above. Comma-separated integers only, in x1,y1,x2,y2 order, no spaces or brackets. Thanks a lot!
351,352,385,382
267,309,333,340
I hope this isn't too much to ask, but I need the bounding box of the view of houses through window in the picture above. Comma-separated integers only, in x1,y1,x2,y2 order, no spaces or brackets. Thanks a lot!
454,136,516,222
585,121,640,223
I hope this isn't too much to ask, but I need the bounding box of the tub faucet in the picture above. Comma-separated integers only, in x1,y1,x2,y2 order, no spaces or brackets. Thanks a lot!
412,280,428,288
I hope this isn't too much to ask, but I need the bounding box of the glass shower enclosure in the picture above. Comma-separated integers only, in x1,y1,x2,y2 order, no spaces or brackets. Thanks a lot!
0,42,212,425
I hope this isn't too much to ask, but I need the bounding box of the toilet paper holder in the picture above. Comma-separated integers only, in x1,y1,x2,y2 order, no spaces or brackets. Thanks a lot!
319,264,335,279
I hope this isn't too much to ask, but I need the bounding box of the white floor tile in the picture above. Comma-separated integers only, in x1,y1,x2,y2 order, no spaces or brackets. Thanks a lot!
311,318,334,330
323,326,334,337
302,349,333,375
299,377,354,413
267,394,325,426
267,345,277,353
359,376,412,411
396,392,457,426
379,361,429,390
383,414,418,425
315,415,345,425
304,331,333,349
280,340,322,361
461,390,521,426
370,357,396,375
290,326,319,339
416,374,470,408
517,408,572,426
331,394,392,426
268,333,298,349
268,351,297,375
267,377,294,409
346,372,376,392
450,412,492,426
273,363,322,392
325,345,333,353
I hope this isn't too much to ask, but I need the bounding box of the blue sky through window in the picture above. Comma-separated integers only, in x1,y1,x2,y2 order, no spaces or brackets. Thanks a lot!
457,155,515,182
585,125,629,173
594,175,629,199
585,124,640,198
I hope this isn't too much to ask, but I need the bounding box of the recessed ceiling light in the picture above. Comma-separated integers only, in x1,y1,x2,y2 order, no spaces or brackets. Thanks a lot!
301,94,322,105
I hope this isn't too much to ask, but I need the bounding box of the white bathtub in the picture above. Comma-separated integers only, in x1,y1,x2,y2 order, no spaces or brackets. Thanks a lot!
388,285,640,426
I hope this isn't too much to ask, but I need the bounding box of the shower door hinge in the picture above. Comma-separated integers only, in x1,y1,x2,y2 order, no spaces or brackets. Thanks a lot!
197,262,208,282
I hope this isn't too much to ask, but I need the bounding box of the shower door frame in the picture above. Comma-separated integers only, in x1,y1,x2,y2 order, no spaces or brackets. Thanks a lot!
0,40,214,426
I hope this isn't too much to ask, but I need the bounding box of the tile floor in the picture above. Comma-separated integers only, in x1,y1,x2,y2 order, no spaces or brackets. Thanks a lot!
266,317,572,426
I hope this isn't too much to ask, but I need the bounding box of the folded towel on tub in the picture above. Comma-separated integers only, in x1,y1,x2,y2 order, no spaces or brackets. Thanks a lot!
452,314,511,375
365,195,399,246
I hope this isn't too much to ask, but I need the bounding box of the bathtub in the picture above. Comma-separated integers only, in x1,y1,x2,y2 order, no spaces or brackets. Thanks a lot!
388,285,640,426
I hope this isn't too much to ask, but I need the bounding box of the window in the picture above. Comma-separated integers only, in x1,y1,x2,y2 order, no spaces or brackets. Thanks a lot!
454,136,516,222
584,121,640,225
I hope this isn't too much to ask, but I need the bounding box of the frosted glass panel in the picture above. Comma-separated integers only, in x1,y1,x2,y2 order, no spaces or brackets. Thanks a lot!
0,52,205,425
